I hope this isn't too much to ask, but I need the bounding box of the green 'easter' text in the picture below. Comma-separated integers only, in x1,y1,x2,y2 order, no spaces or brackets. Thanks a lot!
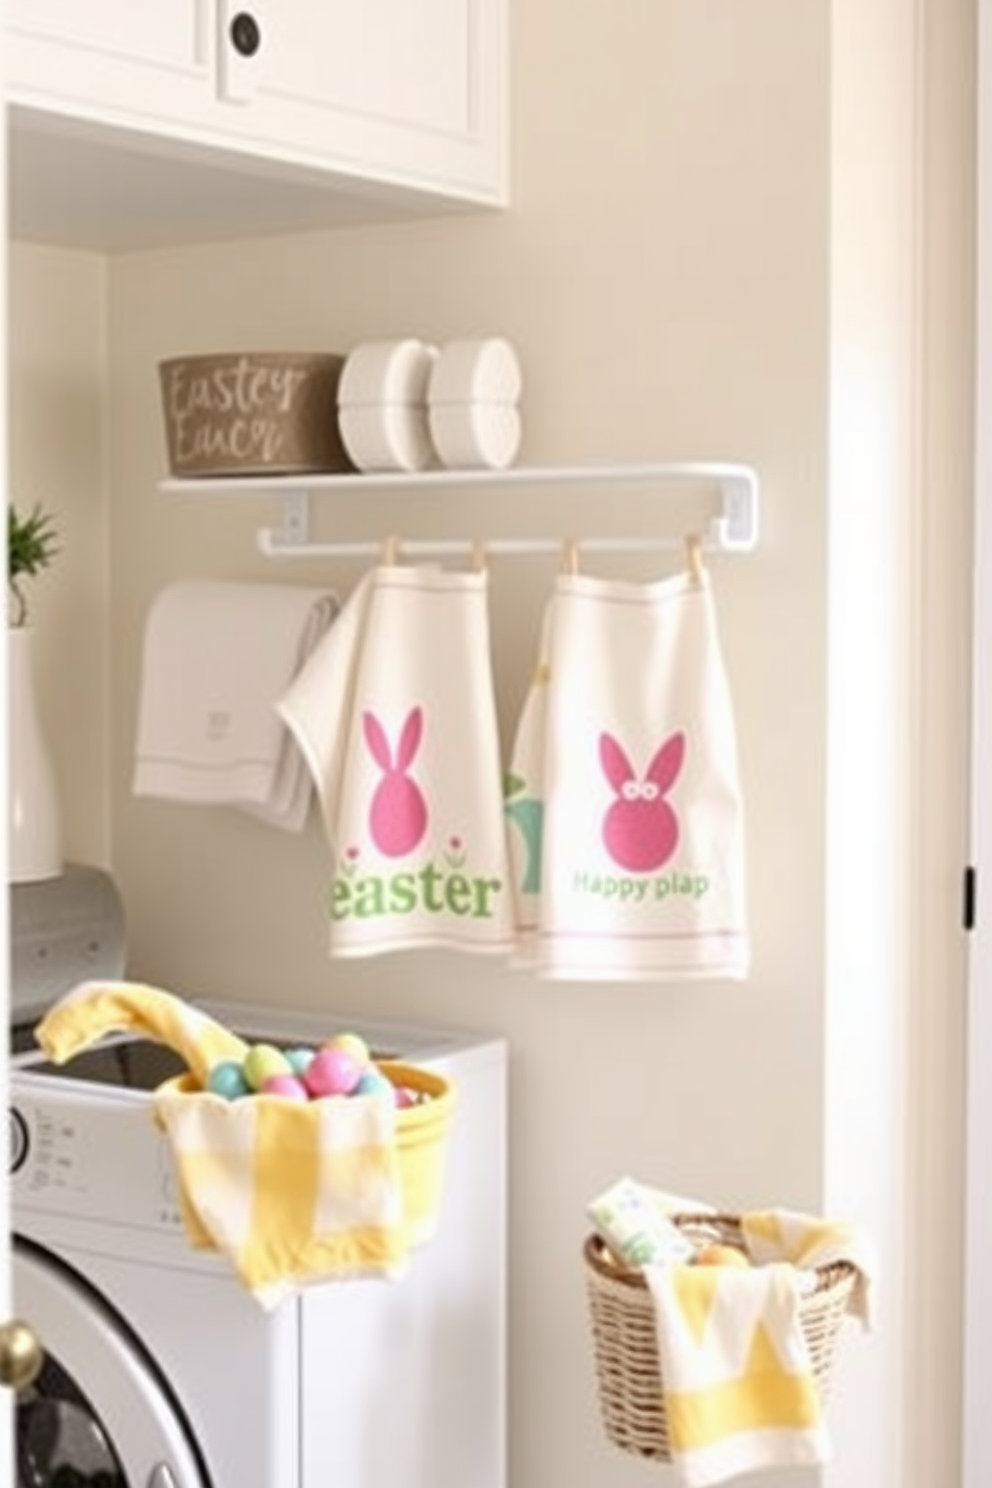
332,861,503,922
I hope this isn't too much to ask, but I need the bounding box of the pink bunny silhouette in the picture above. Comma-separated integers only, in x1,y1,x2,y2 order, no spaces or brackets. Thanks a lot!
364,707,429,857
599,730,686,872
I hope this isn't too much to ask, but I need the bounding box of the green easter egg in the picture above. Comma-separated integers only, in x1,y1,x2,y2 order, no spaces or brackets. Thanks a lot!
242,1042,293,1091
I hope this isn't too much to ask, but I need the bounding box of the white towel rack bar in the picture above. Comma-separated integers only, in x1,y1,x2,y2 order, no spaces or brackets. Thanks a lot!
260,532,714,561
159,460,760,555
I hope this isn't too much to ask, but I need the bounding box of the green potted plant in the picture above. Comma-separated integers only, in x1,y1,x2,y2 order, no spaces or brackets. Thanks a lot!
8,500,62,883
9,501,59,628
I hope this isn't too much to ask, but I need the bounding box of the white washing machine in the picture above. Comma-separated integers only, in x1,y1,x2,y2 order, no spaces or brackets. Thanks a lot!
9,875,507,1488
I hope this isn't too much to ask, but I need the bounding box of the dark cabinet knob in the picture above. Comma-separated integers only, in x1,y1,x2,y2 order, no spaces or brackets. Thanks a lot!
230,11,262,57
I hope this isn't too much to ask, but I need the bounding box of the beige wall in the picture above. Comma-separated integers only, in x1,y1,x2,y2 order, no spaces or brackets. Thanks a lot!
6,1,976,1486
7,243,112,867
104,14,833,1486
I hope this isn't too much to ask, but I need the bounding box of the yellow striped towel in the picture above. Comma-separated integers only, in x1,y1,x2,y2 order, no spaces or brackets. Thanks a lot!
34,980,409,1310
34,979,248,1084
643,1208,875,1487
740,1207,876,1328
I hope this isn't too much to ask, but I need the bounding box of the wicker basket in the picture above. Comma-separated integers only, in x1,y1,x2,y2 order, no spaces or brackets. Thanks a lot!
583,1213,858,1463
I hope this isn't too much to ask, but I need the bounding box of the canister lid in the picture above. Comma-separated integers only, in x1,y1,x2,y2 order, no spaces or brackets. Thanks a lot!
338,339,437,408
428,402,521,470
428,338,522,406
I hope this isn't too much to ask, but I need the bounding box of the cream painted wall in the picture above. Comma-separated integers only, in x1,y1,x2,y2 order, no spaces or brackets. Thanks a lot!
109,12,831,1488
4,1,977,1486
109,9,831,1488
7,243,112,868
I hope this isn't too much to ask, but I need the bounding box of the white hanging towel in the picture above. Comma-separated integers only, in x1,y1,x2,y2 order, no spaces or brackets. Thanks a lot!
506,562,748,980
133,580,338,831
278,563,515,957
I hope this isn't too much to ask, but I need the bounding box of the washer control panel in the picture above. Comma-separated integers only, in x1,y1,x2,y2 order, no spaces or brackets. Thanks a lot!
9,1088,184,1233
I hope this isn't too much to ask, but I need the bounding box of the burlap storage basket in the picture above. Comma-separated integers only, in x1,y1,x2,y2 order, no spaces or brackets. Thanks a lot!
159,351,353,476
583,1213,858,1463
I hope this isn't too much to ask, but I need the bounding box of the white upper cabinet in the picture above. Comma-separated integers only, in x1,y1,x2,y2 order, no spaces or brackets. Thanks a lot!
6,0,507,249
8,2,225,123
6,0,209,70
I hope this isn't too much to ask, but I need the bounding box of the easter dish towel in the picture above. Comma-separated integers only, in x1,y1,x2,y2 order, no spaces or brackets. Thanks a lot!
34,980,409,1310
278,562,515,958
643,1208,876,1486
507,555,748,979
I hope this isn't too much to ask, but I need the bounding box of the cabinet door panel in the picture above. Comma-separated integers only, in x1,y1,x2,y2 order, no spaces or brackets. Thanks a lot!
260,0,471,134
8,0,210,75
240,0,502,198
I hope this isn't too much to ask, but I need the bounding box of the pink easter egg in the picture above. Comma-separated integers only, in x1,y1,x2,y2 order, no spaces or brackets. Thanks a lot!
324,1031,371,1071
304,1046,364,1098
260,1073,310,1102
394,1085,419,1109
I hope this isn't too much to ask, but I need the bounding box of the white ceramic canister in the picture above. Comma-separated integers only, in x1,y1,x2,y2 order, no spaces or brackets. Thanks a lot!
427,337,523,470
338,339,438,473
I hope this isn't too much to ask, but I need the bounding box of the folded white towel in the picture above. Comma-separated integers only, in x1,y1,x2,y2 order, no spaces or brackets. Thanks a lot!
133,580,338,831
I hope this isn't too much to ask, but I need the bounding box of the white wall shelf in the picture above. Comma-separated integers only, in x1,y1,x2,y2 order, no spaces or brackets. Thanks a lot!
159,460,761,559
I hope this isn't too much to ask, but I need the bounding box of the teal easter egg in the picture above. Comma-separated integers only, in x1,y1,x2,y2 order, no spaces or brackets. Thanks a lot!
242,1043,293,1091
207,1061,251,1100
285,1045,317,1076
354,1067,393,1099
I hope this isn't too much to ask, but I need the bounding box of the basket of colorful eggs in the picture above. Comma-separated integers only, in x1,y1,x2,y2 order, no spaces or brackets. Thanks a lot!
31,982,456,1298
158,1028,455,1251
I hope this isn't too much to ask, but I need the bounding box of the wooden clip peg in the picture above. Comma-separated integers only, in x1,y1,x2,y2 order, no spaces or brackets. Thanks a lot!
560,539,580,575
684,534,705,584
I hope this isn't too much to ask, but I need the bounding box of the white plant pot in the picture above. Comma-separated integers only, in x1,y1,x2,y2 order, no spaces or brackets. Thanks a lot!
9,625,62,883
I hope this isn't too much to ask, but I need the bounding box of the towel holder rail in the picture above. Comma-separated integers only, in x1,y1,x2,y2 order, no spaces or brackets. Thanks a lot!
159,461,760,558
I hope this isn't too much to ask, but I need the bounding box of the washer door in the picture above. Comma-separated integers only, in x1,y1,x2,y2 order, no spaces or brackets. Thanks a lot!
13,1238,209,1488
